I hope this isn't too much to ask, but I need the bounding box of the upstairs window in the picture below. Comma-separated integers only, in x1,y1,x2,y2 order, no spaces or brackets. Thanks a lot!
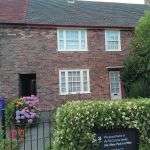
105,30,121,51
57,29,87,51
59,69,90,95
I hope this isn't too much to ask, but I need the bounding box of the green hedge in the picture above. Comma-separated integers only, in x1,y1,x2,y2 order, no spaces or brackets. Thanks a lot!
0,139,18,150
52,99,150,150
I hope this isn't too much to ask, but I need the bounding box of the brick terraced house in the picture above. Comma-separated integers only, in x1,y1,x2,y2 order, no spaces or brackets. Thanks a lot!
0,0,149,109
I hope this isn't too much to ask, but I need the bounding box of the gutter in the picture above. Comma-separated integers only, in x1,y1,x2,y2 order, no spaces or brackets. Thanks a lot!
0,22,135,30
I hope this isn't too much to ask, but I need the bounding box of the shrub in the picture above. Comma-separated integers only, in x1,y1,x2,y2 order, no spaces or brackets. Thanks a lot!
5,99,18,126
52,99,150,150
128,80,150,98
0,139,18,150
121,12,150,98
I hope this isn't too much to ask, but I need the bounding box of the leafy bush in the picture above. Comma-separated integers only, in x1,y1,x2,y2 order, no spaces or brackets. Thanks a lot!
5,99,18,126
128,80,150,98
121,12,150,98
52,99,150,150
0,139,18,150
139,143,150,150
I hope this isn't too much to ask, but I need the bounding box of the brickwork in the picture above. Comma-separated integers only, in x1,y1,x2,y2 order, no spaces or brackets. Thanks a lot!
0,27,133,109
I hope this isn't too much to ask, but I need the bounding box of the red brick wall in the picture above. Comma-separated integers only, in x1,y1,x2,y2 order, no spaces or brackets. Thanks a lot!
0,0,28,23
0,27,133,109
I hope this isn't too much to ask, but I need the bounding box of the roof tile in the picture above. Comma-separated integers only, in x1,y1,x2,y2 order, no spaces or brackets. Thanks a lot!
0,0,149,27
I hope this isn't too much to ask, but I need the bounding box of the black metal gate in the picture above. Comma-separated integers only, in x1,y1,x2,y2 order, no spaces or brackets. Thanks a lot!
1,111,54,150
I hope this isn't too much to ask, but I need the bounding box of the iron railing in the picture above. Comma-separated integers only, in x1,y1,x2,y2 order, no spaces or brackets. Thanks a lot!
1,111,54,150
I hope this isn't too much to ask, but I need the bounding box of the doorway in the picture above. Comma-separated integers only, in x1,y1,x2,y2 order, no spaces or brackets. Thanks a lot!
109,71,122,100
19,74,37,97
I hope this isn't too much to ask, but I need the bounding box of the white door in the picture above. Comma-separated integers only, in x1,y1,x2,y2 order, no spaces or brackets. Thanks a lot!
109,71,122,100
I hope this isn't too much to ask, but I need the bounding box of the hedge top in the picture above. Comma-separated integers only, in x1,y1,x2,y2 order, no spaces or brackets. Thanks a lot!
53,99,150,149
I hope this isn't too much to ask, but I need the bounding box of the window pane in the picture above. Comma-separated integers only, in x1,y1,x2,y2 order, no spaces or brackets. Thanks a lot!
68,82,81,93
83,71,88,92
111,83,119,93
110,72,120,94
107,31,118,41
60,72,66,93
61,83,66,92
81,40,85,49
59,31,64,49
81,31,86,49
66,31,78,39
107,41,119,50
68,71,81,93
66,31,79,49
83,82,88,91
60,70,89,94
59,40,64,49
66,40,79,49
81,31,85,39
106,31,120,50
59,31,64,39
83,71,87,82
58,30,87,51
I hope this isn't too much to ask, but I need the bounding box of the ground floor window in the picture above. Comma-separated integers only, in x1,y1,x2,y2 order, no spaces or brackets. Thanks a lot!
19,74,37,97
59,69,90,95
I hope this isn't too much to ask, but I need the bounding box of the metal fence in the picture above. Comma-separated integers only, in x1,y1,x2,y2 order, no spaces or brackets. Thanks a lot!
1,111,54,150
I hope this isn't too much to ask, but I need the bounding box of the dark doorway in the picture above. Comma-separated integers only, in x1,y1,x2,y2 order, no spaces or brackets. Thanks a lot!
19,74,37,97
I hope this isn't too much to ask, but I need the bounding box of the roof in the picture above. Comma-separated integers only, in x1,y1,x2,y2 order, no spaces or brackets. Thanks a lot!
0,0,149,28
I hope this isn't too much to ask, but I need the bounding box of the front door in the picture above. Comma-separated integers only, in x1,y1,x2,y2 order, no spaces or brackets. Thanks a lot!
109,71,122,100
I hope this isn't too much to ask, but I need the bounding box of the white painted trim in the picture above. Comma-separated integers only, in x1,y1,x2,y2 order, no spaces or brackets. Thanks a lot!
57,29,88,52
87,69,90,93
80,70,84,92
105,30,121,51
59,69,90,95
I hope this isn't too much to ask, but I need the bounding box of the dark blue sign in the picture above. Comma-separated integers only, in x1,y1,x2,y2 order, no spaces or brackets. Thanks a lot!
94,128,139,150
0,97,5,110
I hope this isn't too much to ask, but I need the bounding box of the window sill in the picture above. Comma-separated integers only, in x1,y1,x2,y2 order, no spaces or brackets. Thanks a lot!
57,49,88,52
60,91,91,96
105,49,122,52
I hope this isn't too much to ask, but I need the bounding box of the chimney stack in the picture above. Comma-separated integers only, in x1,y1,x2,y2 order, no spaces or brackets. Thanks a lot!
145,0,150,5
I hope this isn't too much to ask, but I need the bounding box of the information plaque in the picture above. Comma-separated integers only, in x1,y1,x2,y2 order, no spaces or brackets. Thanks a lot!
95,128,139,150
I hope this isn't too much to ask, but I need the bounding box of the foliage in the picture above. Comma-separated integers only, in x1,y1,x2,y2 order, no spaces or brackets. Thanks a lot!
15,95,39,125
0,139,18,150
122,11,150,97
5,99,18,126
139,143,150,150
52,99,150,150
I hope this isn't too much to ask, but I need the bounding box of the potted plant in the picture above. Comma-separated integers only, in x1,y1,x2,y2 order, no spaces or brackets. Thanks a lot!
15,95,40,126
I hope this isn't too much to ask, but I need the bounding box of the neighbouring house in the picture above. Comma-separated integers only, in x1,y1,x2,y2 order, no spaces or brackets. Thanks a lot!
0,0,149,109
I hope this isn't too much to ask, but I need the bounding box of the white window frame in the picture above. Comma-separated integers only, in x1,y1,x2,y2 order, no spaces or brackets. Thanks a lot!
105,30,121,51
57,29,88,51
59,69,90,95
